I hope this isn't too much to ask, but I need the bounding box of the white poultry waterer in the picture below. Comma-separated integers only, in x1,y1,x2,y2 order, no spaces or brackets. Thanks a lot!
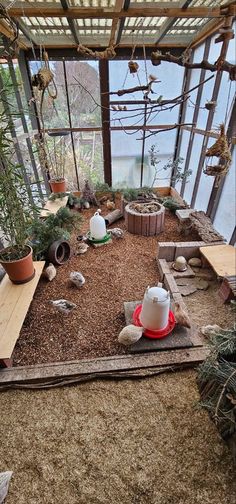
89,210,107,241
140,284,170,331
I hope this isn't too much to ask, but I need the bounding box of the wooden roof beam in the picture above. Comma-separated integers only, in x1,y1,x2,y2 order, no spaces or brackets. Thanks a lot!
0,19,28,49
60,0,80,44
109,0,124,46
7,6,234,20
189,18,226,48
155,0,193,44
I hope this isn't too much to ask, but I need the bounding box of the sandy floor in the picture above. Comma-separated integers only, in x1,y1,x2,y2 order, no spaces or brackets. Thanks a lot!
0,370,235,504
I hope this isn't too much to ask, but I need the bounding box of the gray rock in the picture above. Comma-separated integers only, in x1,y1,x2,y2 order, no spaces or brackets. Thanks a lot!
179,284,198,296
188,257,202,267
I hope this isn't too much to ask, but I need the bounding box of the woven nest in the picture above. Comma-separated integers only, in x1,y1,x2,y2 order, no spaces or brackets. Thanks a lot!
128,61,139,74
204,164,229,176
32,67,54,90
205,124,232,163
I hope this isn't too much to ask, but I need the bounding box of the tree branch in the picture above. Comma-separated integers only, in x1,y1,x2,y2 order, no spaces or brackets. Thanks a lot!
151,52,236,81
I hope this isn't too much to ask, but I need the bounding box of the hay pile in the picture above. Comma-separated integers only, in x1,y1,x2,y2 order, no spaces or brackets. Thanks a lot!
198,324,236,460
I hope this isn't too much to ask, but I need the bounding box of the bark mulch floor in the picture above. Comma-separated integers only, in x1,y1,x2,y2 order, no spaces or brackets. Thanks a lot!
13,209,199,366
1,370,235,504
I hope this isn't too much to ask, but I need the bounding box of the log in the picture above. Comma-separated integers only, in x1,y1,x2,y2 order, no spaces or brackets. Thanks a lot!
104,209,123,225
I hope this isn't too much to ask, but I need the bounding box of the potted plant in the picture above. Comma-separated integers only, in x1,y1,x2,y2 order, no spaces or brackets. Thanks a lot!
37,131,69,193
0,111,37,283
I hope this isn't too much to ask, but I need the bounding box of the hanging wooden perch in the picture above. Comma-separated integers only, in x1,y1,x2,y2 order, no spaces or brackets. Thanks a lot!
77,44,116,59
151,50,236,81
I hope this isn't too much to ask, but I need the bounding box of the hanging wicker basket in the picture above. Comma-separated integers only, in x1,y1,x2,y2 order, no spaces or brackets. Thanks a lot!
204,123,232,177
128,61,139,74
203,164,229,177
205,124,231,162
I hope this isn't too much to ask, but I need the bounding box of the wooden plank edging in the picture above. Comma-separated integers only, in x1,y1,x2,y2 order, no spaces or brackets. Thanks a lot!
0,346,209,388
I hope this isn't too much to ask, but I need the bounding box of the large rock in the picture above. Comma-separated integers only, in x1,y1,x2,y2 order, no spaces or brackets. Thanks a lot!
188,257,202,267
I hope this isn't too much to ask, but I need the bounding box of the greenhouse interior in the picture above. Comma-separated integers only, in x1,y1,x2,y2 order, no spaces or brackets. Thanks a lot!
0,1,236,502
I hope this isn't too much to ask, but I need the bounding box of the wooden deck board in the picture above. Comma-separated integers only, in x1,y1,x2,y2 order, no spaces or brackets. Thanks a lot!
200,244,236,278
0,262,45,359
40,196,68,218
0,346,209,387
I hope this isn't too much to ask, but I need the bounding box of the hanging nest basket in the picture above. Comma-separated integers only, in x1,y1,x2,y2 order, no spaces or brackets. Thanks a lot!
128,61,139,74
204,164,229,176
204,124,232,177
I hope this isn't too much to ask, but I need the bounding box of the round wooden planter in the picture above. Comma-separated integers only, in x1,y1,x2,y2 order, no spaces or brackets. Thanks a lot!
125,201,165,236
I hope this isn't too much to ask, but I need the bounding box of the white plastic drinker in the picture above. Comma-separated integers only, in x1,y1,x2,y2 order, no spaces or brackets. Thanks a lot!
89,211,107,240
140,284,170,331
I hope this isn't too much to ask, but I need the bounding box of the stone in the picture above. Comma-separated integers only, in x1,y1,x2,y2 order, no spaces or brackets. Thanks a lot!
175,209,194,222
188,257,202,267
194,278,209,290
176,279,190,286
179,284,198,296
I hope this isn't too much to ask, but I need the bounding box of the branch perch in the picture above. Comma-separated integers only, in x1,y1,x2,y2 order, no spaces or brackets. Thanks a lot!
151,52,236,81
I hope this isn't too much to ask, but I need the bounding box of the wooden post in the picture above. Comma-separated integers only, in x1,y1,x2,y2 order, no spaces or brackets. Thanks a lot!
99,59,112,186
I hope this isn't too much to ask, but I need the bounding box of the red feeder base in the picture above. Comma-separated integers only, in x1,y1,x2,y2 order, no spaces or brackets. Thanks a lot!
132,304,176,339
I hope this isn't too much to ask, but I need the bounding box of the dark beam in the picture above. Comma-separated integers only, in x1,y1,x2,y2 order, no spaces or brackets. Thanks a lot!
229,226,236,245
18,50,51,193
99,59,112,186
116,0,130,45
0,71,34,205
5,43,44,200
190,38,230,208
180,36,211,198
155,0,193,44
63,60,80,189
207,97,236,220
14,18,38,45
60,0,80,45
171,52,193,186
7,6,227,19
24,46,183,61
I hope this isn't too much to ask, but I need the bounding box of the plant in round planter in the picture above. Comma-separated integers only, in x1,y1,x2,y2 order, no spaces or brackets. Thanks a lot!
0,113,38,283
37,130,69,193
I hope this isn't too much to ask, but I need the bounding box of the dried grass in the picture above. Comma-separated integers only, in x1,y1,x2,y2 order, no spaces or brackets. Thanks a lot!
0,371,235,504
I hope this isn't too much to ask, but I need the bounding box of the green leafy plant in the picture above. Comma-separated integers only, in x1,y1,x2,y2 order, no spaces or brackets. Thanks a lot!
0,100,38,261
121,186,154,202
149,145,192,186
28,207,81,260
158,196,186,213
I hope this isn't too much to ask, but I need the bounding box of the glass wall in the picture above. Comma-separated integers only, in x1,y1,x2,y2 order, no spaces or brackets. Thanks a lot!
28,59,104,190
109,59,185,188
177,24,236,242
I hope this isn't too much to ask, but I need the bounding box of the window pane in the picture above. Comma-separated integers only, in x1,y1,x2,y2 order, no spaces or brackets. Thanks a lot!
65,60,102,128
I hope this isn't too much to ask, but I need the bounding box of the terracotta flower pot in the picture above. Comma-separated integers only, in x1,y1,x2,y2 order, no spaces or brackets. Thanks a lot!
0,245,35,284
50,179,66,193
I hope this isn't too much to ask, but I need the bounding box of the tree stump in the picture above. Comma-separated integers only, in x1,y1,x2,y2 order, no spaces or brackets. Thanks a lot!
125,201,165,236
